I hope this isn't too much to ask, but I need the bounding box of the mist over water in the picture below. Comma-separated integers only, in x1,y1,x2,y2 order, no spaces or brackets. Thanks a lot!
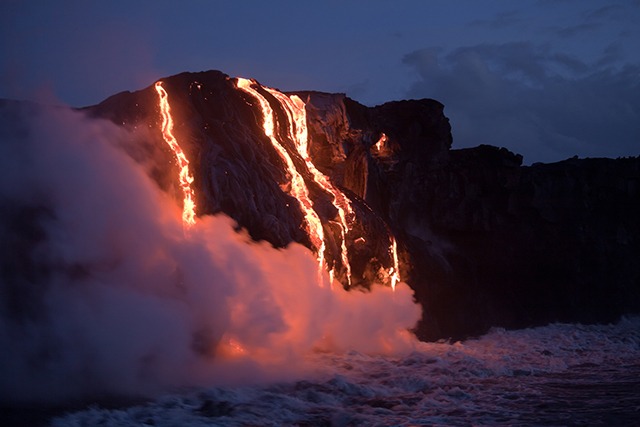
0,102,420,404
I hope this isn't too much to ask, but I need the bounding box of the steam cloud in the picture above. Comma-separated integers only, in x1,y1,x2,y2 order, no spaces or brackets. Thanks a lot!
0,102,420,404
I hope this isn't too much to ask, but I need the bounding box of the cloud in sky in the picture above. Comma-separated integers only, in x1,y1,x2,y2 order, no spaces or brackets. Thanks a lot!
403,42,640,164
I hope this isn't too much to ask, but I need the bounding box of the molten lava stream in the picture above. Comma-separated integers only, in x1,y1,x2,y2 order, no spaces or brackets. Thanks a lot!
237,78,402,290
264,88,354,287
374,132,388,151
236,78,328,286
265,87,402,290
155,81,197,229
389,235,400,290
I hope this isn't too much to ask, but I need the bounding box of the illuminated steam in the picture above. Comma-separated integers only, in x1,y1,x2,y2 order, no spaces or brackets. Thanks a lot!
0,100,420,404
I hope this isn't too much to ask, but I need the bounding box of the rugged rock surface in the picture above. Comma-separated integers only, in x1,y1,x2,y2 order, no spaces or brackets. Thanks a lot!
72,70,640,340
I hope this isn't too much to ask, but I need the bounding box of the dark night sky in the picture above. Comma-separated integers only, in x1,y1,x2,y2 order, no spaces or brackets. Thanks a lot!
1,0,639,163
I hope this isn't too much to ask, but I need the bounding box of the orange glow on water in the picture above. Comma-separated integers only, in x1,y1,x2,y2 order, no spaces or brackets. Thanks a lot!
155,81,197,228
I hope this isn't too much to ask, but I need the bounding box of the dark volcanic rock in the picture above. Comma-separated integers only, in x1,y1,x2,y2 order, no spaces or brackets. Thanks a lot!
393,147,640,340
85,71,309,248
84,72,401,288
81,70,640,341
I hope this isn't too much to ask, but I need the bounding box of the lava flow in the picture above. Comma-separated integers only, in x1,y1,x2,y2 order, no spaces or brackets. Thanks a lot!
236,78,328,285
374,133,388,151
155,81,197,228
264,87,354,286
236,78,402,290
390,235,401,290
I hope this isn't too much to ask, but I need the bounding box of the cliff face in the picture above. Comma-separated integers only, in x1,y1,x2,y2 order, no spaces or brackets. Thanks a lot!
83,70,640,341
394,148,640,340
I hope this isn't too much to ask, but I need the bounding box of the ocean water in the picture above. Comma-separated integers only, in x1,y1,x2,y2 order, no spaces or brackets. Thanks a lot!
51,317,640,427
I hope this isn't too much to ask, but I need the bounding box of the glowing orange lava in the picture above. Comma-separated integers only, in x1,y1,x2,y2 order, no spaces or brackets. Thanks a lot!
237,78,327,285
264,88,354,286
390,236,400,290
155,81,197,228
236,78,401,290
374,133,388,151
